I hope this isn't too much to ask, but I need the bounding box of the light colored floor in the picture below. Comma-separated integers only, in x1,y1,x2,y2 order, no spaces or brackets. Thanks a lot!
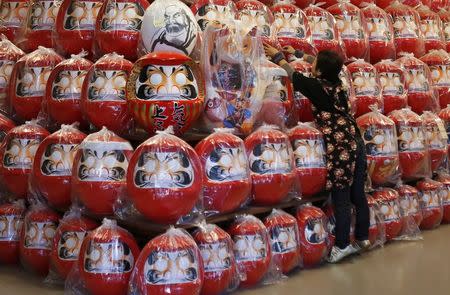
1,225,449,295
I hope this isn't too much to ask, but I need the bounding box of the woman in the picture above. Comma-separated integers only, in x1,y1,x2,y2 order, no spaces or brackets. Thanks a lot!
264,44,370,263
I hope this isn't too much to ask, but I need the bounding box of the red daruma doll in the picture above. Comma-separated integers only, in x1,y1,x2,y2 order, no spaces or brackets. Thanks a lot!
374,59,408,115
72,127,133,216
438,104,450,158
395,183,423,227
235,0,274,41
228,215,271,288
54,0,103,57
366,195,382,246
264,209,301,274
0,0,29,41
195,129,251,215
388,109,430,181
81,53,134,136
421,111,448,171
0,122,50,199
79,218,140,295
130,227,203,295
0,36,24,112
193,223,239,295
416,178,444,229
417,5,446,53
191,0,238,31
244,125,296,206
287,123,327,198
19,202,60,276
0,199,25,264
420,50,450,109
361,4,396,64
435,172,450,223
95,0,149,61
438,9,450,52
31,125,86,210
372,188,402,241
9,47,63,121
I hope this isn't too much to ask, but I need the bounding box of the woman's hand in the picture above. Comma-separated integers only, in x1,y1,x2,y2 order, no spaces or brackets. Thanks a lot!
282,45,296,55
263,42,280,59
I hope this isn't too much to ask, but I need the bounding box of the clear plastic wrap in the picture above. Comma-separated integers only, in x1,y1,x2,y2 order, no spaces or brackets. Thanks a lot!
416,178,444,229
244,125,298,206
304,5,347,60
387,108,431,181
0,199,26,264
435,171,450,223
80,53,135,137
71,218,140,295
0,113,16,143
53,0,103,57
421,111,448,172
128,227,203,295
30,124,86,210
19,200,60,276
139,0,201,57
327,1,370,61
438,9,450,52
371,188,402,241
44,52,92,129
417,4,446,53
71,127,132,216
94,0,149,61
287,123,327,198
438,104,450,160
14,0,63,53
235,0,274,41
374,59,408,115
0,35,25,114
227,214,279,287
192,222,241,295
8,46,63,122
191,0,238,31
290,59,314,122
393,183,422,240
263,209,301,274
126,51,205,137
347,59,383,117
295,204,330,268
361,4,396,64
0,0,30,41
396,53,440,115
356,106,400,187
194,128,251,215
366,194,387,248
0,121,50,199
420,49,450,109
293,0,314,9
46,206,97,283
385,1,426,58
126,127,202,224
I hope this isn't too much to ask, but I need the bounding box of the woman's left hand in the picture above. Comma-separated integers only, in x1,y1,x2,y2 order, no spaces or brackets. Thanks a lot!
263,42,280,59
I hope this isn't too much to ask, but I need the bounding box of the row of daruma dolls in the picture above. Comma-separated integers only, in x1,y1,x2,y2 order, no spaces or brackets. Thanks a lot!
0,176,449,295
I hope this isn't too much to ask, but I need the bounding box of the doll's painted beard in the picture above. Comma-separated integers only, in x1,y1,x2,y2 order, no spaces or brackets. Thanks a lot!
293,139,326,168
134,151,194,189
84,240,134,274
41,143,77,176
16,66,52,97
305,218,328,244
100,1,145,32
205,146,248,182
233,233,267,262
24,221,57,250
88,70,127,102
144,248,199,285
77,148,128,182
0,1,29,28
273,12,306,38
28,0,60,30
58,231,87,260
249,142,292,175
135,64,198,101
63,0,102,30
51,70,87,100
0,215,23,241
198,241,232,272
3,138,40,169
269,225,298,254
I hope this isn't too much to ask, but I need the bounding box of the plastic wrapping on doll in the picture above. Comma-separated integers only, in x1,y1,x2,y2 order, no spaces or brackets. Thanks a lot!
420,50,450,109
0,0,30,42
417,5,446,54
416,178,445,230
434,170,450,224
421,111,448,172
0,199,26,265
393,182,423,241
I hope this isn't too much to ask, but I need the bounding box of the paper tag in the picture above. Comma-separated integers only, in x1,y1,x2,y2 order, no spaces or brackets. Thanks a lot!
436,119,448,141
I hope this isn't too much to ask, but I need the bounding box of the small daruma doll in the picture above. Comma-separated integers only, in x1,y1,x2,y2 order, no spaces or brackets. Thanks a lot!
79,218,140,295
126,51,204,136
372,188,402,241
0,36,24,112
421,111,448,171
31,125,86,210
19,202,60,276
228,215,271,288
395,183,423,227
127,128,202,224
195,129,251,214
0,199,25,264
130,227,204,295
366,195,382,246
416,178,444,229
420,49,450,109
72,127,133,216
435,172,450,223
0,0,29,41
0,122,50,199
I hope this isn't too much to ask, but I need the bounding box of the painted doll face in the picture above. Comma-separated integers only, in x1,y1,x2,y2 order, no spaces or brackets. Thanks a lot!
362,126,397,156
100,1,145,32
397,126,425,152
24,221,57,249
63,0,103,30
0,214,23,241
233,233,267,262
392,15,418,38
420,19,441,40
367,17,390,41
421,190,441,209
144,248,199,285
41,143,78,176
205,146,248,182
405,67,429,93
269,225,298,254
308,15,335,41
249,142,292,174
238,9,271,37
16,66,52,97
379,201,400,222
84,240,134,273
424,124,446,149
429,65,450,87
135,64,198,101
305,218,327,244
293,139,326,168
352,70,380,97
335,14,363,39
443,21,450,41
0,1,29,28
88,69,128,102
379,72,404,96
28,0,60,30
51,70,88,100
264,75,288,102
198,241,232,272
400,195,419,216
134,151,194,189
77,146,128,182
3,138,40,169
58,231,87,260
0,60,15,90
195,3,234,31
273,11,306,39
441,185,450,205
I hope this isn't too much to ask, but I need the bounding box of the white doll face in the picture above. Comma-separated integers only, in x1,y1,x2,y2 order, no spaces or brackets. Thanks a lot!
397,126,425,152
379,72,404,96
405,67,430,93
0,60,15,90
392,15,418,38
15,66,52,98
308,15,335,41
198,241,232,272
420,19,441,40
362,126,397,156
273,11,306,39
351,70,380,97
238,9,271,37
57,231,88,261
269,224,298,254
195,3,234,31
429,65,450,87
24,221,57,250
83,240,134,274
0,214,23,241
88,70,128,102
205,146,248,182
0,1,29,28
63,0,103,31
51,70,87,100
99,1,145,32
3,138,40,169
335,14,362,39
305,218,328,244
233,233,267,261
293,139,326,168
421,190,441,209
28,0,60,30
249,141,292,175
379,200,400,222
40,143,78,176
366,17,391,41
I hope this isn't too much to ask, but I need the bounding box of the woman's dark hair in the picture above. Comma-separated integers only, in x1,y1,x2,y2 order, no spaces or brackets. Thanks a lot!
316,50,344,84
